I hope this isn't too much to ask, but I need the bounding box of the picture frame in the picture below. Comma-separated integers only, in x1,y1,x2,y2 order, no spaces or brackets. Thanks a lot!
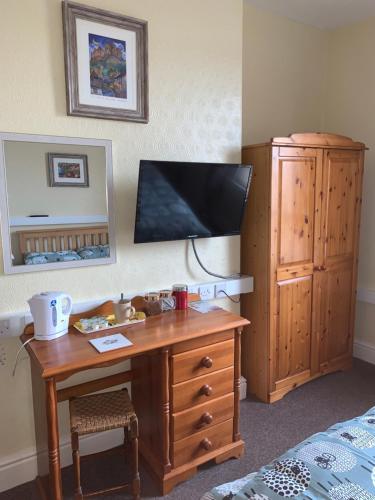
47,153,89,187
62,1,148,123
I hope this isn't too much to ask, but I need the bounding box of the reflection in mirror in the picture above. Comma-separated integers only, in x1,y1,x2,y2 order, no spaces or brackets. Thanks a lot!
0,133,115,274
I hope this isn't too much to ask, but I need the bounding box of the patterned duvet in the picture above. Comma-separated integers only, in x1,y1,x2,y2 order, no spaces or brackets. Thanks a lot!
201,406,375,500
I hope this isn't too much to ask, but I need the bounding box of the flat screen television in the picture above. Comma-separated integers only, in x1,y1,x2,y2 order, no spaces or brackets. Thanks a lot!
134,160,253,244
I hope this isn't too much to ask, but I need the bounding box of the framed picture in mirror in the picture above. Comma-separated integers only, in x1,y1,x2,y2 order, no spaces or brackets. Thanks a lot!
62,1,148,123
48,153,89,187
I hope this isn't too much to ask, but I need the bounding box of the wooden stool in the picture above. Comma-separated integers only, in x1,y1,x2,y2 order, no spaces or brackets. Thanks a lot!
69,388,140,499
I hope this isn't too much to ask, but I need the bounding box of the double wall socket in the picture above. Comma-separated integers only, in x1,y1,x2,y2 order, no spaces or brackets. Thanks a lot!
0,320,10,336
0,316,26,337
215,282,228,298
188,276,253,301
197,284,215,300
198,282,228,300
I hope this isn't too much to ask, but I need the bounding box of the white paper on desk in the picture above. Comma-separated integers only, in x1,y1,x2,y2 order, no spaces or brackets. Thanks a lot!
189,302,222,314
89,333,133,353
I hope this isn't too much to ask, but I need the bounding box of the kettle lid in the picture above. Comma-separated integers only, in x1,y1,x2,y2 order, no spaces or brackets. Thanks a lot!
29,291,69,302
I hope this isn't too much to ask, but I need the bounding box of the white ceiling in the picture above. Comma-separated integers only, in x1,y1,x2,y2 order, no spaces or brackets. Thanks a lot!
245,0,375,30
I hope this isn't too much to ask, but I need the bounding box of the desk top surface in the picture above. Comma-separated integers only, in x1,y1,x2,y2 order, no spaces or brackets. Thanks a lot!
22,308,249,379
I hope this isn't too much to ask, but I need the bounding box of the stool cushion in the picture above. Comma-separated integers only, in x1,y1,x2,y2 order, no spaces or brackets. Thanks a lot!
70,389,136,436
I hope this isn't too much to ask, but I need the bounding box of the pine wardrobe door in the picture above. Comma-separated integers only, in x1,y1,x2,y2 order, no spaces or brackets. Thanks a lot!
269,147,323,397
317,149,364,371
274,276,313,381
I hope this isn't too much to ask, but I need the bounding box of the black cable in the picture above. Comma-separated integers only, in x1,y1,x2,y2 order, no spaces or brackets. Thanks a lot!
191,239,241,280
216,289,241,303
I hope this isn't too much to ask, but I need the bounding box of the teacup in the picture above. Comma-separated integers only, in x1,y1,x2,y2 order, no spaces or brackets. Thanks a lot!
113,301,136,323
145,292,160,302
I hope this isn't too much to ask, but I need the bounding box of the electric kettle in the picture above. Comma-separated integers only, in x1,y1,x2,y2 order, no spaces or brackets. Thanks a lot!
28,292,73,341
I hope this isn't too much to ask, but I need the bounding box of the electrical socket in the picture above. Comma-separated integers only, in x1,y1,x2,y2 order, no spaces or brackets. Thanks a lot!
0,320,10,336
0,316,26,337
188,284,200,295
0,343,6,366
215,283,227,298
198,284,215,301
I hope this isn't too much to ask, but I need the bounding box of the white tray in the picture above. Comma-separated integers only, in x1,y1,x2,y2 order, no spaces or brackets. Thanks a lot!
73,317,145,334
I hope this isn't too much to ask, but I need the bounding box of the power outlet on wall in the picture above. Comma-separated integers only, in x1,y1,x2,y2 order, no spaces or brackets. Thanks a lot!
215,282,227,298
0,320,10,336
0,316,26,337
0,343,6,366
198,284,215,300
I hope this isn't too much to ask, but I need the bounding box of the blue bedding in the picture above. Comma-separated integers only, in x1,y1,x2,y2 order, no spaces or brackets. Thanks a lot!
203,406,375,499
77,244,109,259
24,250,81,264
24,245,110,264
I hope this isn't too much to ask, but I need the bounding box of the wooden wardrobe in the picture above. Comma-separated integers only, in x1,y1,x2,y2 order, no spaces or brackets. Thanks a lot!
241,133,366,403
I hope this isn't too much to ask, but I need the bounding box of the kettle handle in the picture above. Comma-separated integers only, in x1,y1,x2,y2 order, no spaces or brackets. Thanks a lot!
62,295,73,316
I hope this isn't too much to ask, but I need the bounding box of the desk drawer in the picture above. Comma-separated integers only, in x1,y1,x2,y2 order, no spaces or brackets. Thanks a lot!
172,329,234,354
172,393,234,441
171,339,234,384
172,418,233,468
171,367,234,412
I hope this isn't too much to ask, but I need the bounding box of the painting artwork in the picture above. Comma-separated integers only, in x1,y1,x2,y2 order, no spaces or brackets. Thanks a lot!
48,153,89,187
58,162,81,179
89,34,127,99
63,2,148,122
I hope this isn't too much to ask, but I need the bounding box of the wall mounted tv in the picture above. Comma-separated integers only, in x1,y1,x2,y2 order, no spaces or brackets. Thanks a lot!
134,160,253,244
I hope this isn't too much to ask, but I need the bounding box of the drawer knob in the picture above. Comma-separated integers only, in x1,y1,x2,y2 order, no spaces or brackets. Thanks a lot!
200,412,213,426
201,356,213,368
200,438,213,450
200,384,213,396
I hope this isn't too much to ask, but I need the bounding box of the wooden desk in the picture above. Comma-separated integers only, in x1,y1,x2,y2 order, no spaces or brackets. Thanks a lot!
22,308,249,498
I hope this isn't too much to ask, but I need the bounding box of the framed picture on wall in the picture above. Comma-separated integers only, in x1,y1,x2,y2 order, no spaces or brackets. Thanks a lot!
47,153,89,187
62,1,148,123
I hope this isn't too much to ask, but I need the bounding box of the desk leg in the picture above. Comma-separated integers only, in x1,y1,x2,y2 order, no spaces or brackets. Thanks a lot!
234,328,242,442
46,378,63,500
161,347,171,473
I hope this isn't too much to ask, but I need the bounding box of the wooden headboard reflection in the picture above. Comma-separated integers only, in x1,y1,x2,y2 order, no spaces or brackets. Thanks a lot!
17,226,109,254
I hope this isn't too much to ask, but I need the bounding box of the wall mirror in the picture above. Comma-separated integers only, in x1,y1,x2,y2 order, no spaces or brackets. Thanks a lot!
0,132,115,274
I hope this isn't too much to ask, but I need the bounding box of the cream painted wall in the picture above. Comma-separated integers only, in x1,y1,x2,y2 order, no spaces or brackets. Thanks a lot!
0,0,242,313
324,17,375,349
243,3,375,353
242,2,328,144
0,0,243,489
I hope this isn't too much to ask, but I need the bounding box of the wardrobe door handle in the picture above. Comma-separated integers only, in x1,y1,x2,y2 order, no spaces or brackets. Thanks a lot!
201,356,213,368
313,265,327,272
200,438,213,450
200,384,213,396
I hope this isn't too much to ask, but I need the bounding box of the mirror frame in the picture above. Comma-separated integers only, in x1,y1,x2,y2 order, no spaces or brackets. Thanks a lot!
0,132,116,274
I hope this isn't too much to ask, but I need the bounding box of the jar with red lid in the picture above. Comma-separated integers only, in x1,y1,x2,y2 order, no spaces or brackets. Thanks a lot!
172,284,188,310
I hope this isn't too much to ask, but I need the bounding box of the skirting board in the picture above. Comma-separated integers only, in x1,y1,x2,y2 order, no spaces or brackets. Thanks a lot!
353,339,375,365
0,428,123,493
354,287,375,365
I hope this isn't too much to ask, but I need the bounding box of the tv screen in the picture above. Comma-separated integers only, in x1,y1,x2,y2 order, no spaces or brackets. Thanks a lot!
134,160,253,244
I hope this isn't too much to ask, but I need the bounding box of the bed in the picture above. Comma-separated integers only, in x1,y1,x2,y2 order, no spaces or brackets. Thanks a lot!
16,225,109,264
202,406,375,500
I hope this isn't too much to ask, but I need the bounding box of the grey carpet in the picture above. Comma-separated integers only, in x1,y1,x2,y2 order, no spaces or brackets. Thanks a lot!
2,358,375,499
